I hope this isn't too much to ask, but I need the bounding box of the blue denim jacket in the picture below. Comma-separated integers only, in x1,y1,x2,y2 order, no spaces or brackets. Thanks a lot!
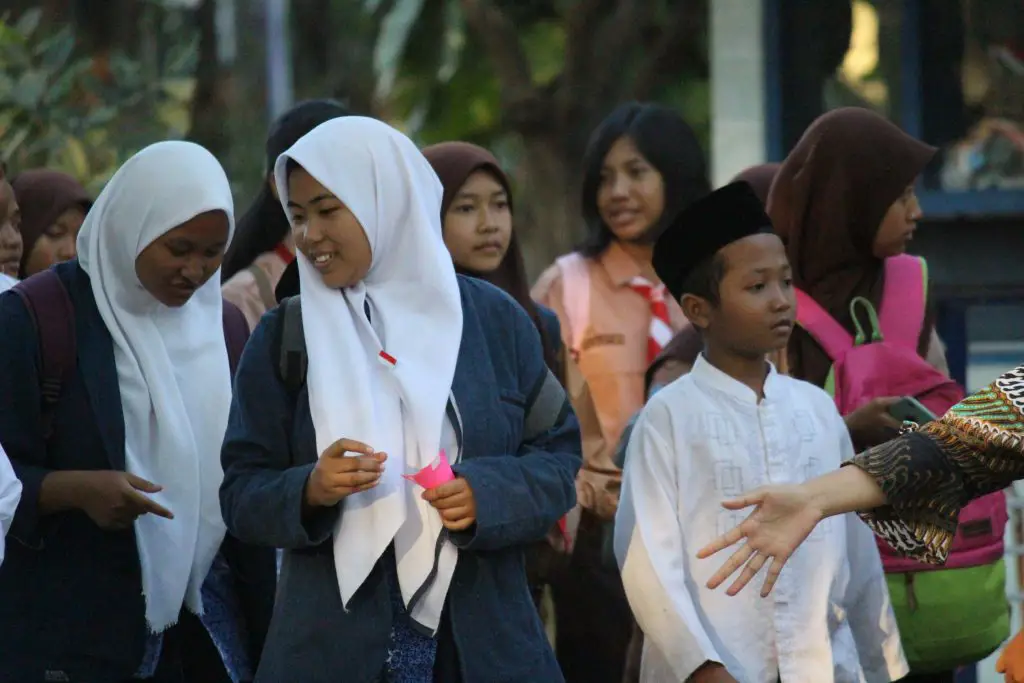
220,276,581,683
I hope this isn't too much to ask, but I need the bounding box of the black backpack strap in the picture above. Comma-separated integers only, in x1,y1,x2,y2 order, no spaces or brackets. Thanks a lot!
274,296,306,393
11,270,77,441
221,299,250,379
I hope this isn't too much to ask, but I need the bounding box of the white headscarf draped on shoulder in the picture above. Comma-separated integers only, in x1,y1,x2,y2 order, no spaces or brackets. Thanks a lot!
274,117,463,634
0,441,22,567
77,141,235,632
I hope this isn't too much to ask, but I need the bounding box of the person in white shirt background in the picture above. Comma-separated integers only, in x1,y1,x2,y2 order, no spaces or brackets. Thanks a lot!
0,167,22,292
0,443,21,566
614,181,907,683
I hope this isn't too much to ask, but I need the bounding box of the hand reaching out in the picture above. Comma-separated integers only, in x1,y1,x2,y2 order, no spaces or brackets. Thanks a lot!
696,484,825,597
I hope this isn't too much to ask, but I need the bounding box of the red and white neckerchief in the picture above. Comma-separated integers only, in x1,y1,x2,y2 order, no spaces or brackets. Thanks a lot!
629,276,673,364
274,242,296,264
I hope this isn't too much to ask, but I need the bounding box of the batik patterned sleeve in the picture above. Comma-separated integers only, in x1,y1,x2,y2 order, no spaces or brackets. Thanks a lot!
850,365,1024,565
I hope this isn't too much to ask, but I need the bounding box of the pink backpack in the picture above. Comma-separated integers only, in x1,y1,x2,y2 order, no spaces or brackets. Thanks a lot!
794,254,1007,574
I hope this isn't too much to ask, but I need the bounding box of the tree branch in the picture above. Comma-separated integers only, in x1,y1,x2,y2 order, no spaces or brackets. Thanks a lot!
588,0,657,106
370,0,399,23
631,0,708,100
558,0,609,120
186,0,229,159
458,0,536,106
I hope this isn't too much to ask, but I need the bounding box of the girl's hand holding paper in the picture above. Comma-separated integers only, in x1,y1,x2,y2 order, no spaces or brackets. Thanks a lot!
305,438,388,508
414,450,477,531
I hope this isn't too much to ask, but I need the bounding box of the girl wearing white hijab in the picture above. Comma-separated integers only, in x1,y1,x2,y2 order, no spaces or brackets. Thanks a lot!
220,117,581,683
0,141,275,682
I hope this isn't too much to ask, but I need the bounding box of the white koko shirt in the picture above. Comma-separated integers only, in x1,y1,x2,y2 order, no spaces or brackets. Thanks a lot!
615,355,908,683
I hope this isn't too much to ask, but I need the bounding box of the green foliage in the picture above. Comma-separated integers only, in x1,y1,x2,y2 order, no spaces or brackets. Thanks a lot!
371,0,709,151
0,8,196,193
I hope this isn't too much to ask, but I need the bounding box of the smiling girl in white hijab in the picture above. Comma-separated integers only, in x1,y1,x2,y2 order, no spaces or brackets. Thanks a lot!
279,116,463,637
0,141,276,682
220,117,582,683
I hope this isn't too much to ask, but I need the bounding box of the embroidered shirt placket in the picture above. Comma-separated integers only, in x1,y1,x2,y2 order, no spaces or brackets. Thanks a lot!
759,399,791,683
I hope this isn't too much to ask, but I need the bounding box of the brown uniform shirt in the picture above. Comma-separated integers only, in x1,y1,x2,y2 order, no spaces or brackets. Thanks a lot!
221,250,291,332
532,243,687,520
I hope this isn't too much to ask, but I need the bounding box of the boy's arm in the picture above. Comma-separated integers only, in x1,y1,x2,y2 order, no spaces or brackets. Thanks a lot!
835,412,909,682
614,407,728,682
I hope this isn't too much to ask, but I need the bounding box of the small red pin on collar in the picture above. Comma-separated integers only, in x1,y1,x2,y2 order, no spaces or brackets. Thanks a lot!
378,350,397,367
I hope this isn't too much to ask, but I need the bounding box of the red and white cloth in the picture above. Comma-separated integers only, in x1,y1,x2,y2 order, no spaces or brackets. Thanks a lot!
629,277,673,364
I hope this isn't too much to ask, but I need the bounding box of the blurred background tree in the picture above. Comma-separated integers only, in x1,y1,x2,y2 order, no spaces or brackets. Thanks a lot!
0,4,195,193
0,0,709,275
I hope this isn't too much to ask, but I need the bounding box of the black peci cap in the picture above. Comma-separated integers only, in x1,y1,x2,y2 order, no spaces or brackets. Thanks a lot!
653,181,774,300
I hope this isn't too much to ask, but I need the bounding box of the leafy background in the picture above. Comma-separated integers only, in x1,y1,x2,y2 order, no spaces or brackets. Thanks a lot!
0,0,709,273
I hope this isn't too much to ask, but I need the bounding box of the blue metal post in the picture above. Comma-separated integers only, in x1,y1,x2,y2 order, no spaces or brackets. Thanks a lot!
936,298,968,388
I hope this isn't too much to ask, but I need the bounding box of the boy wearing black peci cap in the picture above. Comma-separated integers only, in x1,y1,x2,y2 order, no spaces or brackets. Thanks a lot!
613,182,907,683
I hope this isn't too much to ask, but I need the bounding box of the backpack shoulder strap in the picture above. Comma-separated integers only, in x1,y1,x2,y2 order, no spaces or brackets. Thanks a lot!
11,270,77,440
794,288,855,361
221,299,250,379
274,296,306,393
879,254,927,350
555,253,591,357
247,264,277,311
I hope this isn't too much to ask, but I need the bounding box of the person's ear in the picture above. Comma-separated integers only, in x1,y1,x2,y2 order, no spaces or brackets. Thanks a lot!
680,293,712,331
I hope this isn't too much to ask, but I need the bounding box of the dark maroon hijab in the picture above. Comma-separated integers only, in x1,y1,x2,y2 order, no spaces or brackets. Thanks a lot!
731,163,781,206
11,169,91,278
767,107,937,386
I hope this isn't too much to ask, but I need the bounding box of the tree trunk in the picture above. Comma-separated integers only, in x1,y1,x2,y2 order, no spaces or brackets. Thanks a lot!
515,130,584,281
187,0,231,160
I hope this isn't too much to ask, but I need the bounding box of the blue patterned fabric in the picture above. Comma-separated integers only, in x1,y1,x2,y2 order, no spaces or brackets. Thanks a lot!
134,552,253,681
383,547,437,683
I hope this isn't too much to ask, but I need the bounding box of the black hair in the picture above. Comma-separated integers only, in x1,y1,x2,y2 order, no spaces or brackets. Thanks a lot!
578,101,710,257
679,252,726,307
221,99,351,281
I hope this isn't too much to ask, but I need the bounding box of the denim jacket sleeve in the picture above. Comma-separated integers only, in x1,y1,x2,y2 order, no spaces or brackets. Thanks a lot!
451,297,582,552
219,307,338,549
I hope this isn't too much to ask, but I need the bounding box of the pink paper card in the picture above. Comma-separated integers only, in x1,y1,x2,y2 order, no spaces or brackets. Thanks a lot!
402,449,455,489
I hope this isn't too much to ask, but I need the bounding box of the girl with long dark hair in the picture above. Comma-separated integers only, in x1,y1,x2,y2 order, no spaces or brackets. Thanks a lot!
531,101,709,683
221,100,350,329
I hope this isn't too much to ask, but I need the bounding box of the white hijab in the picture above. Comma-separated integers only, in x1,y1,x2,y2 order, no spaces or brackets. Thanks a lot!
274,117,463,634
77,141,235,633
0,442,22,567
